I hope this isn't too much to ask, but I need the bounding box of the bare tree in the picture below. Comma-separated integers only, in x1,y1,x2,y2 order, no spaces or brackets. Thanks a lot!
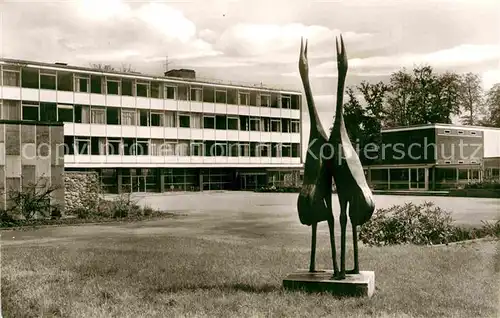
120,63,136,73
89,63,116,71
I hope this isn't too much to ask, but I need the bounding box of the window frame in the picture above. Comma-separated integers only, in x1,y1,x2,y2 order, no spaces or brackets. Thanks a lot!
22,101,40,121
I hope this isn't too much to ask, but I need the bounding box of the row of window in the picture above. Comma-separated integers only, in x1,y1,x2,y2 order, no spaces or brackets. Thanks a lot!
63,136,301,158
1,65,301,109
442,129,478,135
0,100,301,133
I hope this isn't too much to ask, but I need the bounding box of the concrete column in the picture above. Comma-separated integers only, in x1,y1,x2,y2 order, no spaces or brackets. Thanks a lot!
160,174,165,193
367,168,372,187
387,168,391,190
184,168,187,191
156,168,162,192
431,167,436,191
199,170,203,192
117,170,122,194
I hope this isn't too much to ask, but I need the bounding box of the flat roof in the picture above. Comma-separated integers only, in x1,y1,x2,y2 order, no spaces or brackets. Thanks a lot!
0,57,302,95
382,123,500,133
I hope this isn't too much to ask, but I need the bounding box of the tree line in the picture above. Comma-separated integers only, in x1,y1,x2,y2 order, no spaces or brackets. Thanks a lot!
330,65,500,163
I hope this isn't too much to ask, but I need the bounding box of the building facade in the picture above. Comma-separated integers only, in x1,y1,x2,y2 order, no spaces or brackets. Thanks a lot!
366,124,500,191
0,58,303,193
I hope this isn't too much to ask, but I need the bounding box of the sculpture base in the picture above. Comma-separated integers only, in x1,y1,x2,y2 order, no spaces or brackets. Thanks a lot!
283,270,375,298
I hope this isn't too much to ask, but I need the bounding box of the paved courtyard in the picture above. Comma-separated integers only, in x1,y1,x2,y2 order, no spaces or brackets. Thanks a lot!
129,191,499,226
2,192,498,247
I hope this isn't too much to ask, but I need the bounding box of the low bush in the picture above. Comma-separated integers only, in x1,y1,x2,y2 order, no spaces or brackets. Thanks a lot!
464,180,500,190
255,186,301,193
0,177,63,226
142,206,154,217
71,192,157,220
477,219,500,237
50,206,62,220
445,220,500,242
359,202,499,246
1,186,171,228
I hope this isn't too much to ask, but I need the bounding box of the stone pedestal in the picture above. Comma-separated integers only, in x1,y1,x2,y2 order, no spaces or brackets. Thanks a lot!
283,270,375,298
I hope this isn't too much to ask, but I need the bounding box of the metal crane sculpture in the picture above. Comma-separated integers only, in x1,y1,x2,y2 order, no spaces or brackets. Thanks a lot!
296,37,339,275
328,35,375,280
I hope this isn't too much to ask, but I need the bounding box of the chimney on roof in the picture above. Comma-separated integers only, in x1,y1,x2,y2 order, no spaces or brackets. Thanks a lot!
164,68,196,79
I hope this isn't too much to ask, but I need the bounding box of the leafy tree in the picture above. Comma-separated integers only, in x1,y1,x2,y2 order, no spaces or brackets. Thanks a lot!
385,69,415,127
342,86,365,143
359,81,388,123
431,72,461,124
459,72,485,125
408,65,435,124
484,83,500,127
358,81,388,163
384,65,469,127
330,83,388,164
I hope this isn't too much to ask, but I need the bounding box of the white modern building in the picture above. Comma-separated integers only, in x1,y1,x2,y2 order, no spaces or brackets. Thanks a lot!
0,58,303,193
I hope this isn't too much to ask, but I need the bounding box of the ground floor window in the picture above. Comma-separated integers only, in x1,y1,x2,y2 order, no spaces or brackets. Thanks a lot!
89,168,300,193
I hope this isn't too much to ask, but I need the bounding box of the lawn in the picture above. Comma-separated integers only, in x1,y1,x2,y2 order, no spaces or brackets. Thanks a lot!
1,192,499,317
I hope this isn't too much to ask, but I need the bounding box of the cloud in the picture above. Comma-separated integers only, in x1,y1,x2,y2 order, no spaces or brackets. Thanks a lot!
76,50,142,61
136,3,197,43
179,58,253,68
282,70,391,78
2,1,220,66
216,23,372,59
482,69,500,90
199,29,219,44
314,44,500,77
173,23,373,69
313,94,336,104
75,0,132,21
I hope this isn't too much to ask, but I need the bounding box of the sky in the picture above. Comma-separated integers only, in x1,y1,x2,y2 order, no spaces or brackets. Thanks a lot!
1,0,499,157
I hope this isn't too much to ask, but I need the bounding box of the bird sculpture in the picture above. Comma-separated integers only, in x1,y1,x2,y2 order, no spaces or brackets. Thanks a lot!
328,35,376,280
296,37,339,275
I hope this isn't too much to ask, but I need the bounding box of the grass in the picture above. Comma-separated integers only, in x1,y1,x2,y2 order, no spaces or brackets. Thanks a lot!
0,212,180,231
1,192,499,317
2,231,498,317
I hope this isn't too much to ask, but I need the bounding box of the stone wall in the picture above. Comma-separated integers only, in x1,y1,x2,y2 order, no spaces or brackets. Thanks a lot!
0,120,65,211
64,171,101,213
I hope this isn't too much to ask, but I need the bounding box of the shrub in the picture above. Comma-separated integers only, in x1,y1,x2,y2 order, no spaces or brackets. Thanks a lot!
51,206,62,220
142,206,154,217
447,220,500,242
0,209,15,223
74,207,91,219
110,192,135,218
359,202,456,246
68,190,165,221
4,177,61,220
464,180,500,190
72,192,140,219
479,219,500,237
360,202,500,246
255,186,301,193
